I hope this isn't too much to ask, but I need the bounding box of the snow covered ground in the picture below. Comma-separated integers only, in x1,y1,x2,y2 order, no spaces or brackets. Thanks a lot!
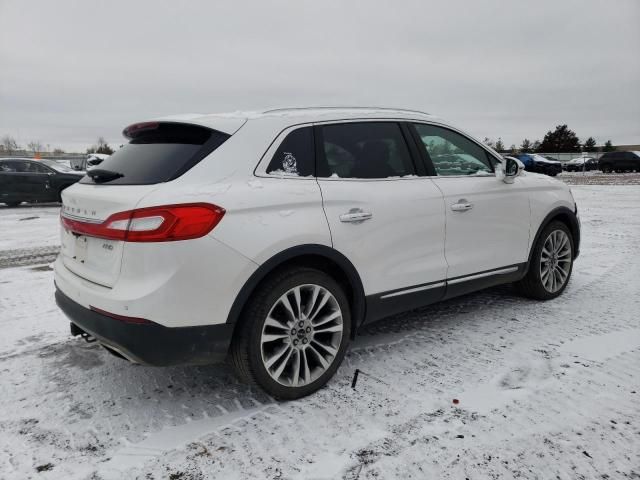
558,171,640,185
0,204,60,250
0,185,639,479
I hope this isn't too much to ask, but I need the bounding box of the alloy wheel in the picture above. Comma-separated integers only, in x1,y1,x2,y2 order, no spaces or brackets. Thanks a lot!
260,284,344,387
539,230,572,293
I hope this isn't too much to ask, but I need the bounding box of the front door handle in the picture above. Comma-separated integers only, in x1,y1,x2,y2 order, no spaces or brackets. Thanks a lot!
451,200,473,212
340,209,373,223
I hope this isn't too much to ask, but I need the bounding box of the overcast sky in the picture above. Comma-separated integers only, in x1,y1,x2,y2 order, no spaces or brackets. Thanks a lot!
1,0,639,152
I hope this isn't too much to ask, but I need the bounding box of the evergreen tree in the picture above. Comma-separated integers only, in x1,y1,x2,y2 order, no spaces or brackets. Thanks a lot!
520,138,532,153
538,125,581,153
583,137,597,151
603,140,614,152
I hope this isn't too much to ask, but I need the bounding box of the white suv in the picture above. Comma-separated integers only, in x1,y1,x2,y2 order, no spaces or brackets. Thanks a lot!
54,108,580,399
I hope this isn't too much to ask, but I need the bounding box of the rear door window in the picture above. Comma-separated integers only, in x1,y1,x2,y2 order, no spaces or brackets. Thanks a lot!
80,123,230,185
317,122,415,178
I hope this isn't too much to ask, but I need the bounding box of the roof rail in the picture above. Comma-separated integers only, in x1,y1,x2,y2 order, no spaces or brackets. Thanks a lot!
262,106,431,116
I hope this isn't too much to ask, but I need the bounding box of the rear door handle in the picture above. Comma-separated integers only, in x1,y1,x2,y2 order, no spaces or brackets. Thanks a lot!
340,209,373,223
451,200,473,212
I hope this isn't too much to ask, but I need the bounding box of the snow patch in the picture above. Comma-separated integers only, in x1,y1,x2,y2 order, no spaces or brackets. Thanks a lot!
560,328,640,362
99,404,274,478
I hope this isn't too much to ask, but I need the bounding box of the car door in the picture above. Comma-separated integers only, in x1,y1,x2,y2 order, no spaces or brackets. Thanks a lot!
16,161,53,200
409,123,530,293
622,152,637,171
0,161,17,198
315,121,447,323
27,161,56,200
0,160,33,200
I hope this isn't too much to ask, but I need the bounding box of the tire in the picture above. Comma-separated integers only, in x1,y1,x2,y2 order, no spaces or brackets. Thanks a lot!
516,221,574,300
230,267,351,400
4,202,21,208
601,164,611,173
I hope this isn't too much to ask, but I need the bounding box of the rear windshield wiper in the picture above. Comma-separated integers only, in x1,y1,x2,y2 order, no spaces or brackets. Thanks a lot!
87,169,125,183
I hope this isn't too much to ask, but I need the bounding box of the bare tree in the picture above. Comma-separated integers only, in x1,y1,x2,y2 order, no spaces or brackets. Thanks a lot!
483,137,495,149
2,135,19,153
27,140,44,153
87,136,114,155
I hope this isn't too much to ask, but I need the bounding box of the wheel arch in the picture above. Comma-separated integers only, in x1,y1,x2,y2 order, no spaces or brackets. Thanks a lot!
226,244,366,339
528,206,580,267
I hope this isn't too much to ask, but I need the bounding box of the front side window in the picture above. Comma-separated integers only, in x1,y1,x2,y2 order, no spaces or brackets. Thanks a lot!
266,127,314,177
318,122,415,179
413,124,494,176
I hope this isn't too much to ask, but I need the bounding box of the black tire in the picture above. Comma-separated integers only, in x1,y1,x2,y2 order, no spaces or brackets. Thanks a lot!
601,164,611,173
4,202,21,207
230,267,351,400
516,221,574,300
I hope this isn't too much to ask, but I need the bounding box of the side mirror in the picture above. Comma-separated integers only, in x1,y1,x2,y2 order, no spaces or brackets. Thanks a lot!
501,157,524,184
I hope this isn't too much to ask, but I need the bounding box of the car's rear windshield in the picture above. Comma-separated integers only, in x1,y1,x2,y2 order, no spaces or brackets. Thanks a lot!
80,122,230,185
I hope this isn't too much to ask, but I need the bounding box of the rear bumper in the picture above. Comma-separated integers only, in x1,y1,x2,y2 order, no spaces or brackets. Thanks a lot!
55,288,233,366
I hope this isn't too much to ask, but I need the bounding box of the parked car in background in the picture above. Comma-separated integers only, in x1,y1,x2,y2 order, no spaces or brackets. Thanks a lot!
87,153,110,168
54,108,580,399
598,151,640,173
564,157,598,172
0,158,84,207
70,153,110,171
513,153,562,176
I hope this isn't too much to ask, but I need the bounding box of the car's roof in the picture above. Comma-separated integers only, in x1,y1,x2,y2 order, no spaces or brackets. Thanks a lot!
148,107,439,135
0,157,36,161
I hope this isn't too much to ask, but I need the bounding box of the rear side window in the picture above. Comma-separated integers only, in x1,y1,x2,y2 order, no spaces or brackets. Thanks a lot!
266,127,314,176
80,123,230,185
318,122,415,178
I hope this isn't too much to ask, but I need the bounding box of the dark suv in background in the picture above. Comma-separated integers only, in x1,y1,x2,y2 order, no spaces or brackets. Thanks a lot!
598,151,640,173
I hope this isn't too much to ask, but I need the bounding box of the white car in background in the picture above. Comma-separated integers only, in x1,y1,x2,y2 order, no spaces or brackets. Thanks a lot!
54,107,580,399
70,153,110,171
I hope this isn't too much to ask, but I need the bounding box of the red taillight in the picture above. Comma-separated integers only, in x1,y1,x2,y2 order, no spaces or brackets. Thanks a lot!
61,203,225,242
